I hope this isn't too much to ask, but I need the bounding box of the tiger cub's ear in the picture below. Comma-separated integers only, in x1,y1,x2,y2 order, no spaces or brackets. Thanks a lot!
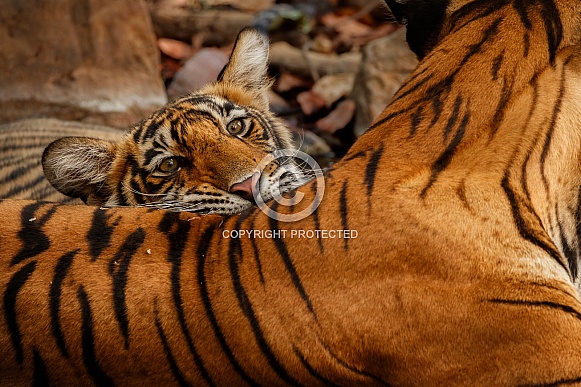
42,137,115,205
215,27,271,109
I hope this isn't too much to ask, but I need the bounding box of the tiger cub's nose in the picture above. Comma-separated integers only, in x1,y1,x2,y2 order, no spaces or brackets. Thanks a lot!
229,176,255,202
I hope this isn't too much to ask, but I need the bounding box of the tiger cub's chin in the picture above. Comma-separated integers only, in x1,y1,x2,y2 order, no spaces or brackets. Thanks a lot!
42,28,312,216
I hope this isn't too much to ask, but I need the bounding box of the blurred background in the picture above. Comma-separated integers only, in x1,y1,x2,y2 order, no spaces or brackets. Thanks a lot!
0,0,417,165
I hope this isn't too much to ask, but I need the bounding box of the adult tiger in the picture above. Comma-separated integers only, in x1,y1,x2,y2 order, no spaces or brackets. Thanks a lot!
2,1,581,385
0,119,124,203
1,30,305,215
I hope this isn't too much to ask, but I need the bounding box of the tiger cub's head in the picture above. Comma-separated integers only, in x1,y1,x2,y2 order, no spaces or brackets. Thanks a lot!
42,28,307,215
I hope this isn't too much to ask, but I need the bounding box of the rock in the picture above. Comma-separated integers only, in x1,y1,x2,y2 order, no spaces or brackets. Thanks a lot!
167,48,230,99
0,0,167,128
351,28,418,136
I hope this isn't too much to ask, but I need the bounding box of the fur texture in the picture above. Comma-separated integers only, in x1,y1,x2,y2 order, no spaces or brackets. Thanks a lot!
0,119,123,203
2,2,581,385
41,28,305,215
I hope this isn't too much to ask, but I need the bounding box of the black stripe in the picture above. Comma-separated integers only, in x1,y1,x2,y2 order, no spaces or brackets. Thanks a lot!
501,174,569,274
488,80,513,140
367,105,414,133
0,158,39,183
339,181,349,251
268,202,317,318
142,113,164,142
248,214,265,283
0,154,34,168
3,175,48,198
461,17,503,67
431,79,455,127
512,0,532,30
229,213,300,386
144,147,165,166
521,376,581,387
158,213,214,386
129,179,146,205
389,71,433,107
77,286,114,386
552,190,578,278
154,302,192,387
429,95,447,130
115,182,128,206
343,150,368,162
176,95,214,107
488,298,581,321
317,335,390,385
518,77,540,203
32,349,49,387
12,203,57,266
455,179,472,212
139,111,163,142
421,104,470,198
249,111,283,150
108,228,146,349
557,216,577,280
539,67,565,193
310,183,324,253
409,106,423,137
443,95,462,141
50,250,79,359
293,347,340,387
450,0,508,32
197,226,258,386
87,208,118,261
576,187,581,282
491,52,504,80
4,261,37,364
364,144,384,202
523,33,530,58
373,71,456,134
539,0,563,64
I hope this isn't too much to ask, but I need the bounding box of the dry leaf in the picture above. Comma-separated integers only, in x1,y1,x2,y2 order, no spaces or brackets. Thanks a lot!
316,99,356,133
297,90,327,116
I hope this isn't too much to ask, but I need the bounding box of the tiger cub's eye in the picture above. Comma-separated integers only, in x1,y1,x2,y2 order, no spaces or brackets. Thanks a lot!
226,119,245,136
157,157,180,174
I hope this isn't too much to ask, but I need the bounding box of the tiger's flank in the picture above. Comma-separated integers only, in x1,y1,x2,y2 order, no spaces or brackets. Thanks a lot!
0,119,123,203
2,0,581,385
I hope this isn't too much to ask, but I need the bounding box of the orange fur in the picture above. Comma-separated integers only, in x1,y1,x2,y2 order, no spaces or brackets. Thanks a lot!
2,2,581,385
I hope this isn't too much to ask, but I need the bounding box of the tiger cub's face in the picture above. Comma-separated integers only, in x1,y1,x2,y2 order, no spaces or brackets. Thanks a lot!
42,28,307,215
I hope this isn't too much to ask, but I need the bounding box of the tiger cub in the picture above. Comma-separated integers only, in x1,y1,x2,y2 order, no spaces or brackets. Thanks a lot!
42,28,307,215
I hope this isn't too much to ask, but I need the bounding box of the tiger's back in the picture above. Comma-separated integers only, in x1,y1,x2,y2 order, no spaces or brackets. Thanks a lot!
0,118,124,203
2,0,581,385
